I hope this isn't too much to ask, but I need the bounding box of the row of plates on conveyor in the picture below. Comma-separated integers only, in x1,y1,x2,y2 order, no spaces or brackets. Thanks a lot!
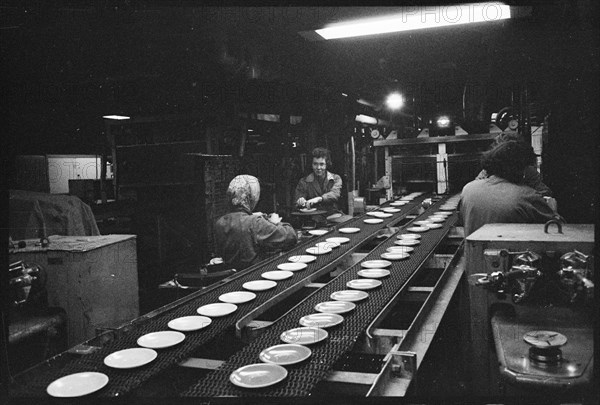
182,195,461,397
10,193,441,398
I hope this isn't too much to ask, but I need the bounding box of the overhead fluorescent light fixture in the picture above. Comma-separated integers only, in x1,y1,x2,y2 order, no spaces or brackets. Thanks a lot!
314,3,512,40
102,115,130,120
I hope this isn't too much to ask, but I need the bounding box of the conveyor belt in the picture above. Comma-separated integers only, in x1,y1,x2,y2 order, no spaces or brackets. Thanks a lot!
183,198,458,397
10,195,432,398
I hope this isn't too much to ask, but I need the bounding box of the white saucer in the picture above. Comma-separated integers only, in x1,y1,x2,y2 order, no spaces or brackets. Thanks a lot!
382,207,400,213
381,252,410,260
300,208,317,213
426,223,443,229
397,233,421,239
262,270,294,281
407,226,429,233
315,241,340,249
299,313,344,329
414,220,432,226
104,348,157,369
219,291,256,304
280,327,328,345
197,302,238,317
434,211,452,217
339,227,361,234
347,279,383,290
308,229,328,236
364,218,383,224
306,246,332,255
330,289,369,302
395,239,420,246
243,280,277,291
361,259,392,268
314,300,356,314
427,216,446,222
288,255,317,263
230,363,288,389
390,201,408,206
259,344,312,365
137,331,185,349
326,237,350,244
168,316,212,332
47,372,109,398
277,262,308,271
386,246,414,254
357,269,391,279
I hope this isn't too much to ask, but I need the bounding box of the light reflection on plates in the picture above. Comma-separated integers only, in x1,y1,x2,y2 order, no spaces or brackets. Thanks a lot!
168,315,212,332
347,279,383,290
261,270,294,281
314,300,356,314
137,331,185,349
277,262,308,271
243,280,277,291
299,313,344,329
230,363,288,389
288,255,317,263
259,344,312,365
330,290,369,302
104,348,157,369
218,291,256,304
280,327,328,345
357,268,390,279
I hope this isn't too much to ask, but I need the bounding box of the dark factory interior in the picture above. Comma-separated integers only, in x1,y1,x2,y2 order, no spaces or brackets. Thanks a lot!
2,1,598,403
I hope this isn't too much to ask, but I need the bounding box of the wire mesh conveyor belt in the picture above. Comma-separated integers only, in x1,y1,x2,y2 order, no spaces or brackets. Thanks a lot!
183,197,459,397
10,194,436,398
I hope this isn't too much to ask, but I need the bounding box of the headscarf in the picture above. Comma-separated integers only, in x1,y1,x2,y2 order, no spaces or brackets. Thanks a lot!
227,175,260,212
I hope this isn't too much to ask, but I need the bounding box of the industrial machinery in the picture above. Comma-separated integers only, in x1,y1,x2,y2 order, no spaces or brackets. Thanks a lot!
464,222,594,397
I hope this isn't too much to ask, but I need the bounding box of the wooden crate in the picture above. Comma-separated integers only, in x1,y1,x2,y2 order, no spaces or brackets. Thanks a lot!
10,234,139,347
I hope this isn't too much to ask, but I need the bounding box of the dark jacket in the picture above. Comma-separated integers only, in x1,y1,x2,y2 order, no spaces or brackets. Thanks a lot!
294,171,342,214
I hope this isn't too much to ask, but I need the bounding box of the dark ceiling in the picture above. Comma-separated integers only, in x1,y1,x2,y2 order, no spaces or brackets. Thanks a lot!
1,2,598,154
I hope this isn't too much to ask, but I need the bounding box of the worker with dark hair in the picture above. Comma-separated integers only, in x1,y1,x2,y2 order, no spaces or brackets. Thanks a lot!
295,147,343,215
460,141,557,236
475,132,552,197
215,175,297,270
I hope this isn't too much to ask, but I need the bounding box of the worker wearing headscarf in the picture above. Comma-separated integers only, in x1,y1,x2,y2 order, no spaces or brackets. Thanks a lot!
215,175,297,270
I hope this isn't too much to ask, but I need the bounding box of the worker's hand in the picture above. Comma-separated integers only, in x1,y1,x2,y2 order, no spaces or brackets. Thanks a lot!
544,197,558,214
267,213,282,224
306,197,322,208
297,197,307,207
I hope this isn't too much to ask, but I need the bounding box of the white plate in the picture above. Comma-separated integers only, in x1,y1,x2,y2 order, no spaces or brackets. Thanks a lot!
357,269,390,279
277,262,308,271
361,259,392,268
219,291,256,304
306,246,332,255
288,255,317,263
413,220,432,226
426,223,443,229
299,313,344,329
330,290,369,302
168,316,212,332
314,300,356,314
347,279,383,290
434,211,452,217
397,233,421,239
395,239,420,246
407,226,429,233
259,344,312,366
400,197,414,201
315,241,340,249
523,330,568,348
308,229,328,236
103,348,157,369
280,327,328,345
439,206,456,211
367,211,393,218
243,280,277,291
386,246,414,254
137,331,185,349
230,363,288,389
382,207,400,213
364,218,383,224
300,208,317,213
427,216,446,222
381,252,410,260
197,303,238,317
262,270,294,281
339,227,361,234
326,237,350,244
47,372,109,398
390,201,408,206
